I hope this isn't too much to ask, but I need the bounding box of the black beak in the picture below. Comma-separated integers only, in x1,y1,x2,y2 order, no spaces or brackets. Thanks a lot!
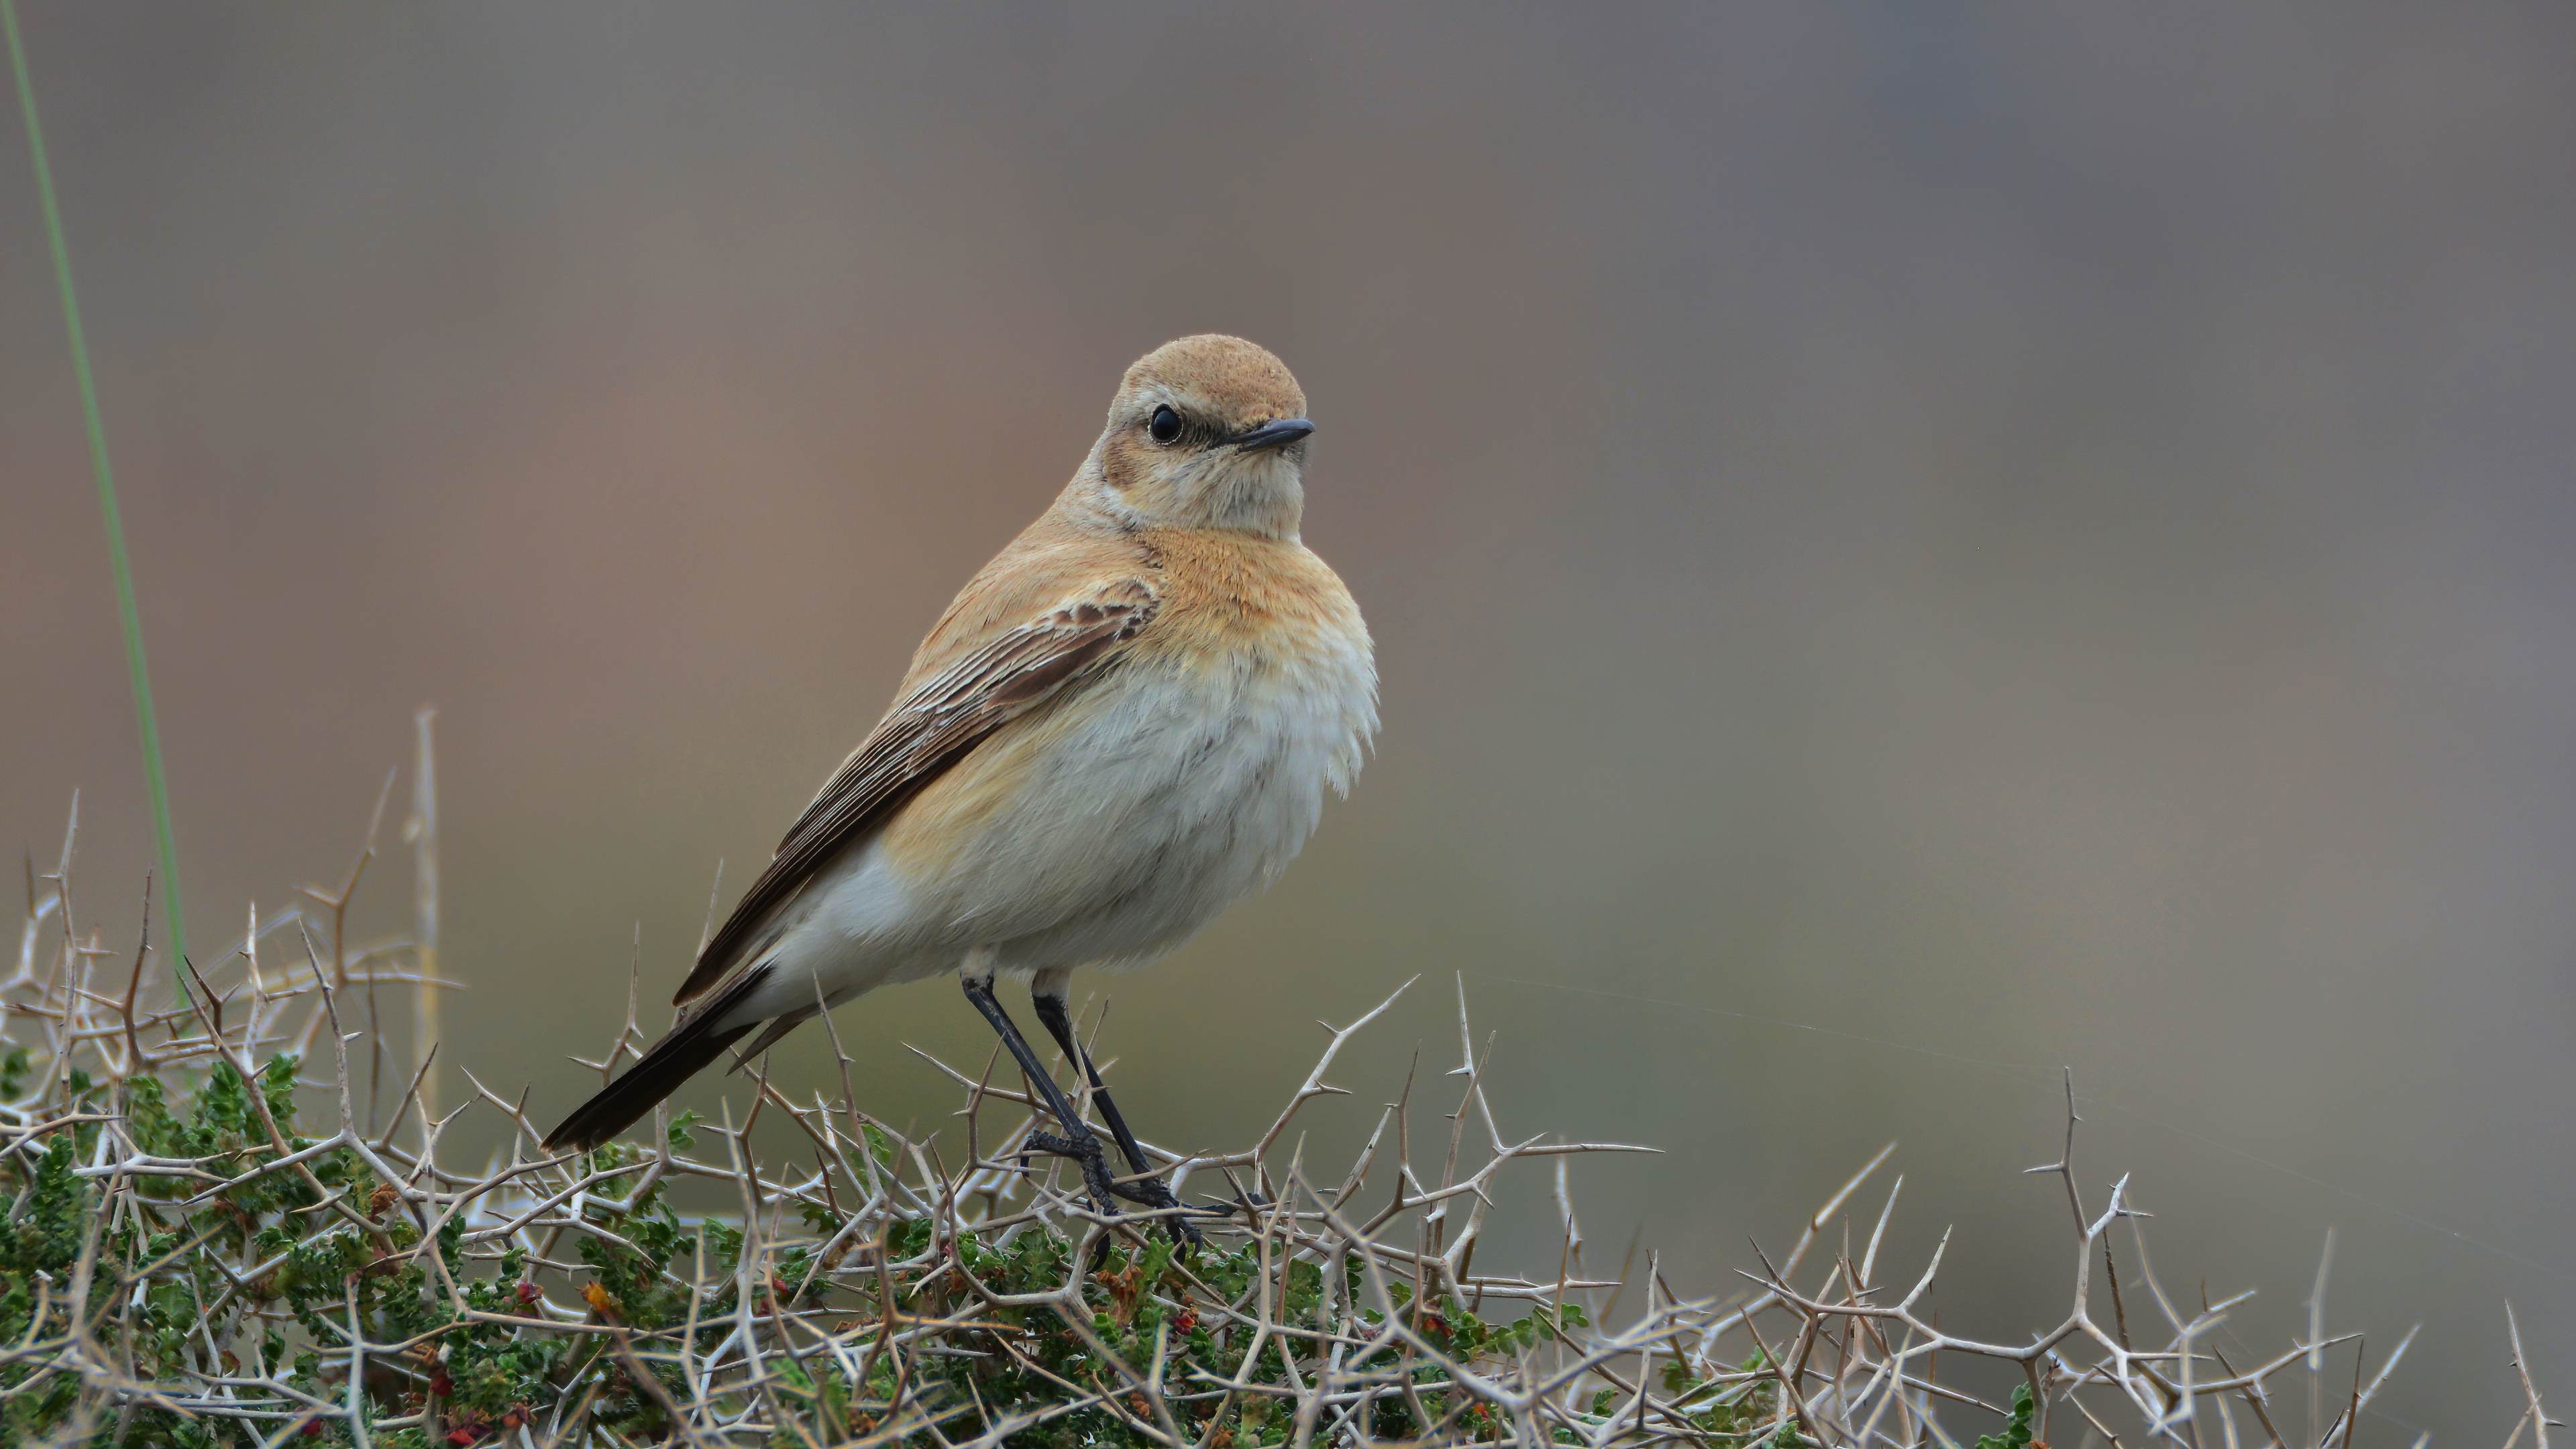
1230,417,1315,452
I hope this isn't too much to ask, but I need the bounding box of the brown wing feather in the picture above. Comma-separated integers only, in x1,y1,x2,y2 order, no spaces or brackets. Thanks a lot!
673,580,1159,1004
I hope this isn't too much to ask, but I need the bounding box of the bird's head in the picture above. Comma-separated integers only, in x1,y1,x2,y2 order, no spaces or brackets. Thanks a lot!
1073,335,1314,539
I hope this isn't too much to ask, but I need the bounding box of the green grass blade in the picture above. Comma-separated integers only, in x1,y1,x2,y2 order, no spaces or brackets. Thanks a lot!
6,0,190,994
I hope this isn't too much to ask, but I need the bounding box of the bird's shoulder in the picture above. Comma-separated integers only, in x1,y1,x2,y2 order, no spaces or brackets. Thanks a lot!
896,516,1163,696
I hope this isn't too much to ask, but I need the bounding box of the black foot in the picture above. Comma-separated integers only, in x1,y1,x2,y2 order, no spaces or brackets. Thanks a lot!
1020,1128,1124,1212
1022,1132,1204,1248
1120,1173,1207,1250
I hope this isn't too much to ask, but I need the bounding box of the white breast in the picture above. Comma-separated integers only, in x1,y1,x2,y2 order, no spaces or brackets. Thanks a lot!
977,625,1379,974
754,620,1376,1009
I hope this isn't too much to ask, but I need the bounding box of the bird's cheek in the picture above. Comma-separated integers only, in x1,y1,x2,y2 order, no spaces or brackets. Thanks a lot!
1098,442,1144,492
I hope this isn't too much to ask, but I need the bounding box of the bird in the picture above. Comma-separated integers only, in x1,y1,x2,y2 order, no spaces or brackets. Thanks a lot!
543,335,1377,1233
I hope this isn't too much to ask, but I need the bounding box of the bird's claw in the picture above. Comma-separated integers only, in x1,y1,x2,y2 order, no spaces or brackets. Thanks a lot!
1020,1130,1085,1159
1019,1131,1204,1248
1115,1173,1207,1248
1019,1129,1122,1208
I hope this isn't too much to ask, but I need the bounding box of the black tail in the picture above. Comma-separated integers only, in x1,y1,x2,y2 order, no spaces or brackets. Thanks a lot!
543,968,767,1150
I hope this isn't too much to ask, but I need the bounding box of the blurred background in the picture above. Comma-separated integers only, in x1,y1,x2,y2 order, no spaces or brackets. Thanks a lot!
5,3,2571,1435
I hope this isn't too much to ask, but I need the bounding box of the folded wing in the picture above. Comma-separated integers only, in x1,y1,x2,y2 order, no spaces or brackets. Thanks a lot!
674,577,1161,1004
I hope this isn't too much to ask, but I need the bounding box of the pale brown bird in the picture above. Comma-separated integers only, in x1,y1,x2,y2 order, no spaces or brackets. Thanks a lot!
546,335,1377,1232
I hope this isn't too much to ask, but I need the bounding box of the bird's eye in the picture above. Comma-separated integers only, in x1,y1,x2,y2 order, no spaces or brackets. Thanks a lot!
1148,405,1183,444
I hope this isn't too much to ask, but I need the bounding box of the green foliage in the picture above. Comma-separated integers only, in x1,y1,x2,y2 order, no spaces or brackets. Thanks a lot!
1650,1352,1789,1442
1978,1381,2039,1449
664,1106,702,1152
0,1051,1623,1447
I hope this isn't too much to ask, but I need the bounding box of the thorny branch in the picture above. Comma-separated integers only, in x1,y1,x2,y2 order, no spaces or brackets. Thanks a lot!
0,794,2536,1446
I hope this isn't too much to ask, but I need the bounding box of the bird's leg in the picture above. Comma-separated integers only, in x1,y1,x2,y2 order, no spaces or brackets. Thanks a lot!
1029,991,1159,1181
959,971,1122,1215
1031,989,1204,1245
